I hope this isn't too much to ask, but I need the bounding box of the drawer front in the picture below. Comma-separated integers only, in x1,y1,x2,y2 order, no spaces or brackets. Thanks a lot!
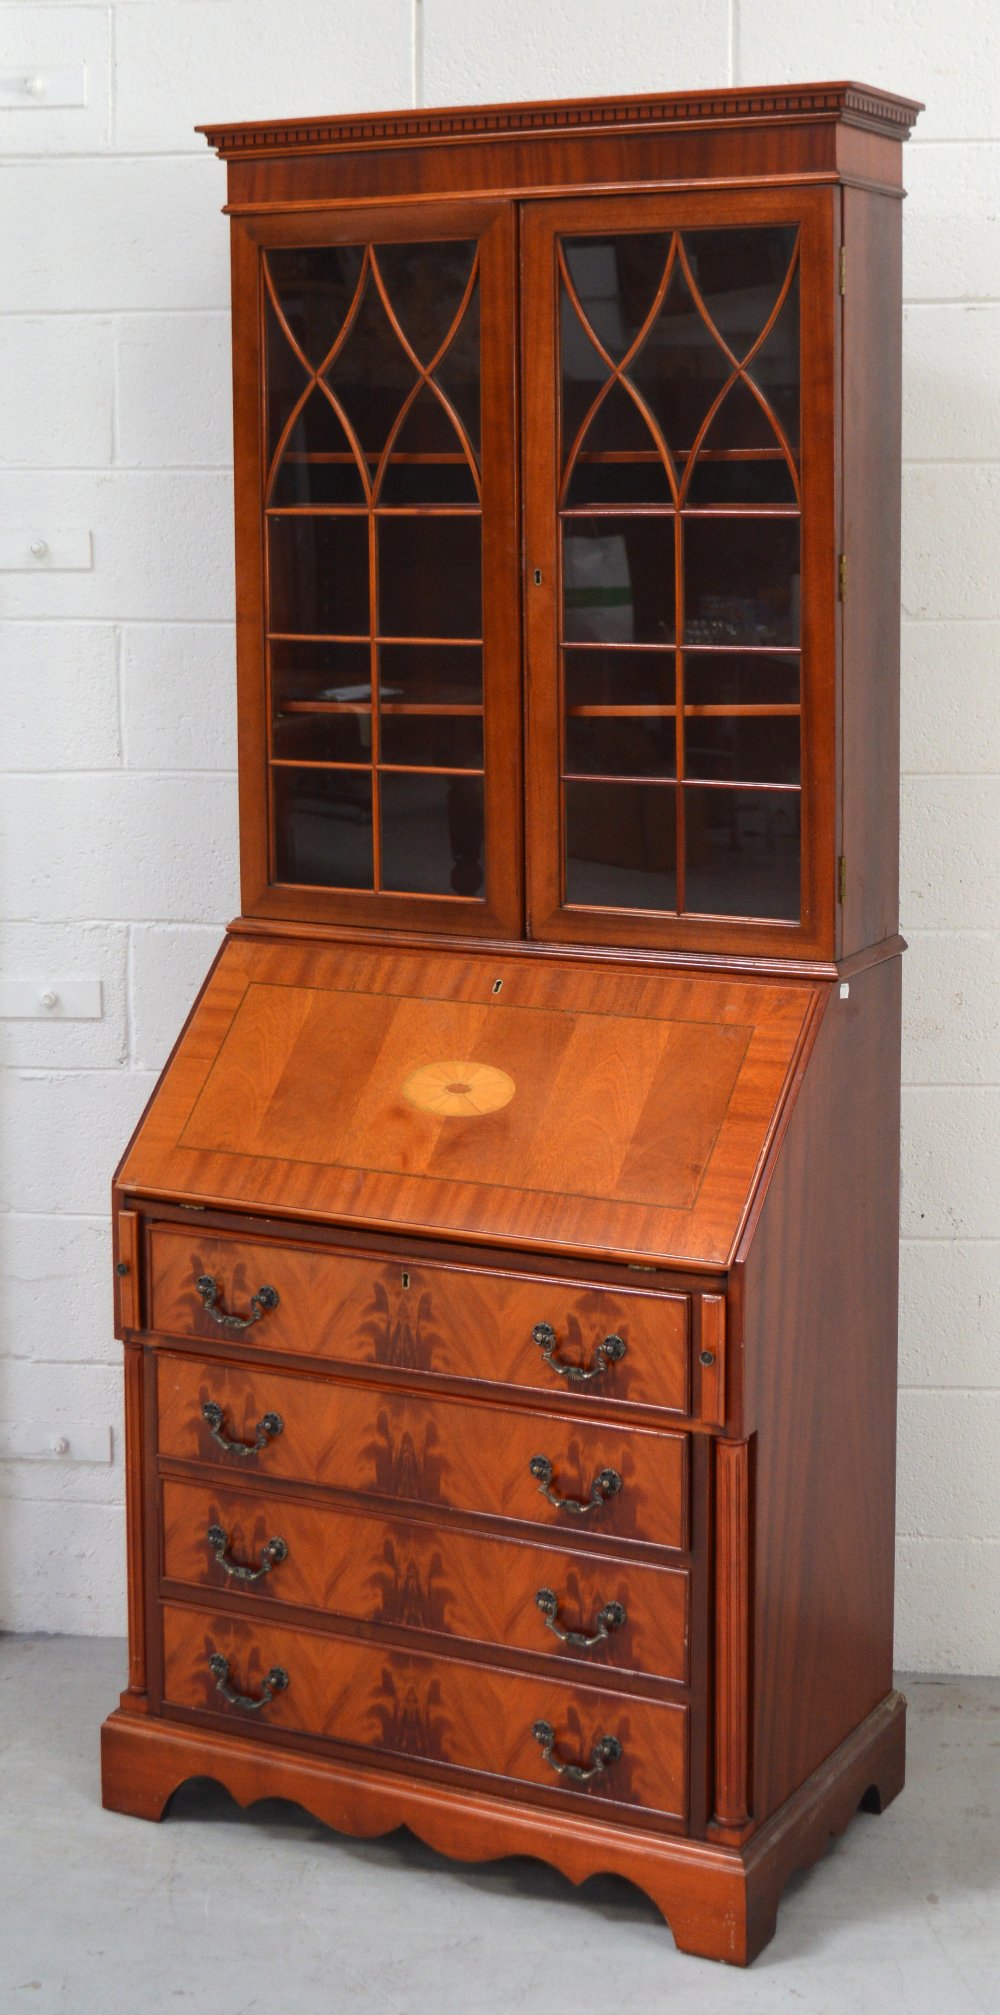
156,1354,688,1551
161,1477,690,1682
147,1223,691,1415
161,1601,688,1824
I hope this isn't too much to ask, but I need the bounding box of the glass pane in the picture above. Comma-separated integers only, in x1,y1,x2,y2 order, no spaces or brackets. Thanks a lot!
627,258,731,460
682,225,798,354
686,453,796,507
324,273,416,460
380,772,485,895
565,380,671,507
270,640,372,707
379,383,477,505
684,651,799,705
435,274,481,458
273,767,373,888
563,233,669,360
379,518,482,639
752,259,800,453
270,392,367,506
272,711,372,764
560,296,610,452
269,516,369,636
562,518,675,644
568,457,672,508
374,241,477,364
266,244,366,371
565,781,676,910
381,713,483,769
684,785,800,920
565,715,675,779
684,517,800,646
684,714,800,785
684,372,797,505
564,646,672,710
379,644,482,707
264,292,307,465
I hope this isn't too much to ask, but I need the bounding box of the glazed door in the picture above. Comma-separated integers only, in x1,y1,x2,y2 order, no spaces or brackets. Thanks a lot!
232,201,521,934
521,189,837,958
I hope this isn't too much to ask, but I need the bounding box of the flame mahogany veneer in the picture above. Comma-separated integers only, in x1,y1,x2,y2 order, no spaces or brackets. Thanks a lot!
102,80,919,1964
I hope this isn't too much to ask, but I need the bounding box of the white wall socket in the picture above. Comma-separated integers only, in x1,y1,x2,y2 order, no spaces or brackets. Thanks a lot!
0,979,103,1019
0,530,93,571
0,67,87,110
0,1423,112,1465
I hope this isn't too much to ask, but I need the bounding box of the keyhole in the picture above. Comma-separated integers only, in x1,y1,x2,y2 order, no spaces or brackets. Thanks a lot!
533,568,542,586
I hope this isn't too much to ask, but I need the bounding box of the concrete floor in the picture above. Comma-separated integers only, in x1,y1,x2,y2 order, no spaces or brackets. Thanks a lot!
1,1638,998,2014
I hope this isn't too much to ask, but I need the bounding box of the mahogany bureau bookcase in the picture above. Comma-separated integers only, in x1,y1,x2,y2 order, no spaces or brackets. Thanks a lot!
101,80,922,1965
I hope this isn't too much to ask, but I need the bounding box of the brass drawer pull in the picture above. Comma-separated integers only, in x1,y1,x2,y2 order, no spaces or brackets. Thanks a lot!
206,1523,288,1583
201,1400,283,1458
208,1652,289,1714
531,1719,622,1785
532,1321,626,1384
529,1454,622,1516
196,1274,279,1331
535,1588,626,1648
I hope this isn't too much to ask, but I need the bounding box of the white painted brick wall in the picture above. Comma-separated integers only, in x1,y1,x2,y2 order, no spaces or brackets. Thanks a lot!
1,0,996,1674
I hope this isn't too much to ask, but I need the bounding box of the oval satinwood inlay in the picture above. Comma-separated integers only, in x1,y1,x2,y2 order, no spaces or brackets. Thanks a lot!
402,1060,516,1117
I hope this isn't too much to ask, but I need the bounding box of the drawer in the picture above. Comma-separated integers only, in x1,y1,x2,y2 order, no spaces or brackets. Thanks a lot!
161,1601,689,1825
161,1476,690,1682
156,1353,688,1552
146,1222,692,1415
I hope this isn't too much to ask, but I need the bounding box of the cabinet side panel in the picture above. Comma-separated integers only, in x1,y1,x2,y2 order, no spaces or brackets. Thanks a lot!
741,957,900,1822
840,191,903,956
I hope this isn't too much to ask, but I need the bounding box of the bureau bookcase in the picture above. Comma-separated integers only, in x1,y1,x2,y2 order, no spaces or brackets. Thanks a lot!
101,81,921,1964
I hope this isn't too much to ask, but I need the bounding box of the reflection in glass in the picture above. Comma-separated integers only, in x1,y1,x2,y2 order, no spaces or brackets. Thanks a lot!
562,517,674,644
379,644,482,707
564,646,672,711
380,773,485,895
565,781,676,910
380,713,483,769
379,517,482,639
684,786,800,920
562,233,668,361
270,640,372,708
684,715,800,785
268,516,369,636
273,767,373,887
565,715,675,778
684,517,800,646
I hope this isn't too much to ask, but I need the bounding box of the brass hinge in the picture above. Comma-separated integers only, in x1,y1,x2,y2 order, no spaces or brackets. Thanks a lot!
839,244,847,295
838,552,847,601
838,855,847,904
